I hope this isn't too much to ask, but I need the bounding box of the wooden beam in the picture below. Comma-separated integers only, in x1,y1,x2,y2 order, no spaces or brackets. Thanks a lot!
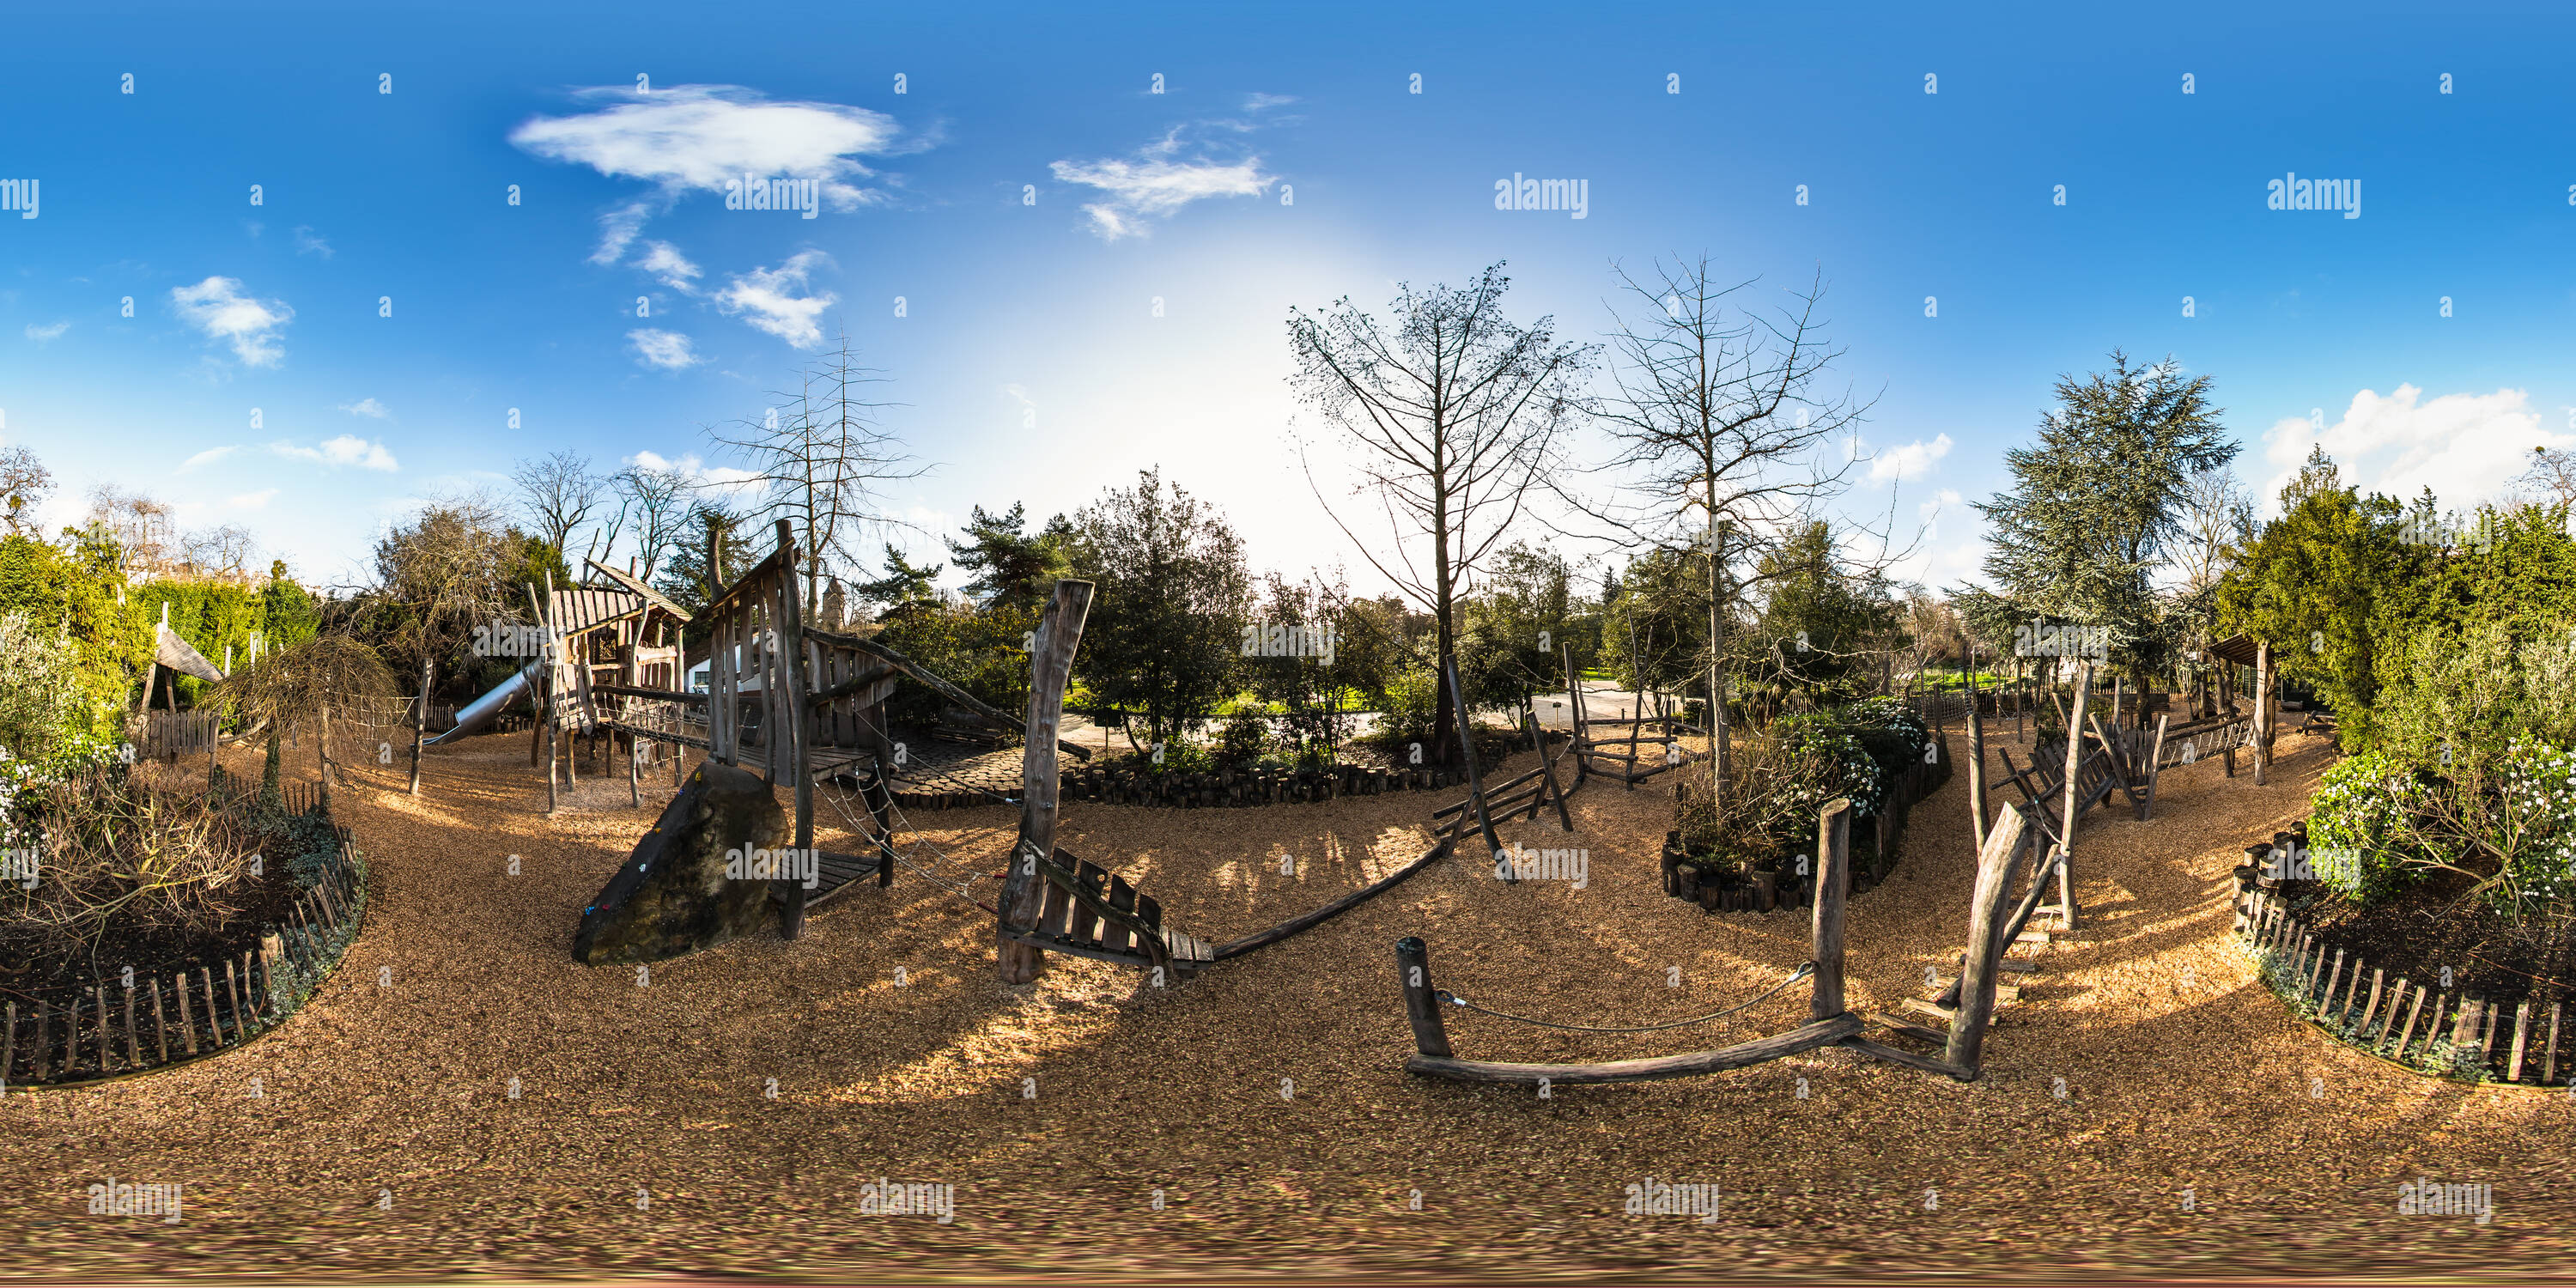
1844,1036,1971,1079
1212,840,1451,962
1945,801,2028,1075
1443,657,1503,864
998,580,1095,984
1405,1014,1861,1086
806,627,1091,762
1395,937,1453,1058
1811,798,1853,1021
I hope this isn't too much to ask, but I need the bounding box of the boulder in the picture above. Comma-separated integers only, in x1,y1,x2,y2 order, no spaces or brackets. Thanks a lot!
574,761,788,965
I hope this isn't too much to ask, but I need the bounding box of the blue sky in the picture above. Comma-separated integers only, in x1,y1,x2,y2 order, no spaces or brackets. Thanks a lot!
5,1,2575,598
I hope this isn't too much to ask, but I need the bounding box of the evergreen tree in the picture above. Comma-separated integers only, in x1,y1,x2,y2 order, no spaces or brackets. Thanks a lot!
945,502,1072,611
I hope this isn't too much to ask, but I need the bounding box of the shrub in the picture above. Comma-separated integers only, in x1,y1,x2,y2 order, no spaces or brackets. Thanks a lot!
1216,709,1273,765
2306,750,2429,905
0,611,98,765
1378,664,1443,744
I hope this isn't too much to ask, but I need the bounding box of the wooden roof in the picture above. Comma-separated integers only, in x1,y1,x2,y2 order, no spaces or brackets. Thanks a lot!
583,558,692,625
2206,634,2262,667
155,623,224,682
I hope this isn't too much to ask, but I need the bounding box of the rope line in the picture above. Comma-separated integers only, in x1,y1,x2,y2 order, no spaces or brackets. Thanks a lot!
815,774,1001,916
1435,962,1815,1033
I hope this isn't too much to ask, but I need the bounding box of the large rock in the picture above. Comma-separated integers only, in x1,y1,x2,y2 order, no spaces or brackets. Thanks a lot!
574,762,788,964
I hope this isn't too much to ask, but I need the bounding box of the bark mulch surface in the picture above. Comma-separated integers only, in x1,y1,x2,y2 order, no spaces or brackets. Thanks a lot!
5,727,2575,1282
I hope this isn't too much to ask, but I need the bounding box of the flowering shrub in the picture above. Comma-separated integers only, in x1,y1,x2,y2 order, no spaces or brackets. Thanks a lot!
2489,738,2576,906
1772,714,1886,822
2306,750,2429,905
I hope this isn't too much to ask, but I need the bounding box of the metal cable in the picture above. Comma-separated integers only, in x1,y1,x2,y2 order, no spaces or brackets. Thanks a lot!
1435,962,1815,1033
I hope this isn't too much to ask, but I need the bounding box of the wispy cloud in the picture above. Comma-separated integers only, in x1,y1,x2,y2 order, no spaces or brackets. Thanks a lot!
628,328,703,370
716,251,835,349
337,397,389,418
1870,433,1953,482
171,276,294,368
179,445,240,471
508,84,906,261
23,321,67,343
636,240,702,292
293,226,333,258
228,488,278,509
270,434,398,471
627,448,761,495
1051,126,1274,240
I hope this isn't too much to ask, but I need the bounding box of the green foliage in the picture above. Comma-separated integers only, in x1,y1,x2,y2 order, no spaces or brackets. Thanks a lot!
1975,350,2238,673
1749,521,1899,700
1215,709,1273,765
2217,483,2421,714
1066,469,1251,747
0,533,149,736
871,599,1040,726
945,502,1072,612
0,612,99,765
2306,750,2429,905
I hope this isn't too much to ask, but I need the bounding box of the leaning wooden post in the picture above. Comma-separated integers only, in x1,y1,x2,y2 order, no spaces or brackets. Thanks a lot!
771,520,816,941
2252,640,2274,787
408,656,432,795
1947,803,2029,1076
2138,714,2170,821
1960,633,1986,851
997,579,1096,985
1443,657,1504,863
2056,661,2093,928
1559,642,1589,788
1394,937,1453,1058
1810,798,1853,1020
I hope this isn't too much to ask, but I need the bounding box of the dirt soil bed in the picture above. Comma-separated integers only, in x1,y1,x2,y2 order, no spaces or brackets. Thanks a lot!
5,726,2574,1282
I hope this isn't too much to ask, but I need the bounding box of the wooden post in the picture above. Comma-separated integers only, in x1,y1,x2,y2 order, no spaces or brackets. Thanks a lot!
2139,714,2170,820
2546,1001,2562,1084
2377,978,2408,1047
149,977,169,1064
1945,802,2027,1075
176,978,197,1055
121,985,140,1069
203,967,224,1046
1962,634,1986,852
32,1000,47,1080
94,985,111,1072
1810,798,1853,1021
2360,968,2386,1036
2511,999,2534,1081
1395,937,1453,1058
1443,658,1504,864
998,579,1096,985
410,656,431,796
2252,640,2273,787
1,1000,12,1084
770,521,816,939
2056,662,2091,928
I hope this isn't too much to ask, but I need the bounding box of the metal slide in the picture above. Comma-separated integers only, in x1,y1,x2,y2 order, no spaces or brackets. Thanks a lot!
422,659,543,746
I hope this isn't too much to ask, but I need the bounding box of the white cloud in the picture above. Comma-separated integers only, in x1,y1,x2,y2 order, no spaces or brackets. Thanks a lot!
2260,385,2571,514
171,276,294,368
1051,127,1273,240
293,226,333,258
1243,93,1300,112
715,251,835,349
179,445,240,471
270,434,398,471
636,240,702,291
508,84,903,259
338,397,390,418
626,448,761,496
228,488,278,509
23,321,67,343
1870,433,1953,483
628,328,703,370
1917,487,1964,523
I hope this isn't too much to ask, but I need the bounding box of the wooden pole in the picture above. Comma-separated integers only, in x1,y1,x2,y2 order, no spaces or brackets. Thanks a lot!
149,977,169,1064
2056,662,2092,928
1443,657,1504,863
1946,803,2027,1075
1394,936,1453,1058
773,519,814,941
175,977,196,1055
2139,714,2170,820
410,656,431,795
1810,798,1853,1021
998,579,1096,985
2253,640,2273,787
1961,633,1986,851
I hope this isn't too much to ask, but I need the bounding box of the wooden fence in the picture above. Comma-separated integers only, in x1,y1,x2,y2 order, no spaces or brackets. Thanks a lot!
1,809,363,1087
2239,886,2566,1086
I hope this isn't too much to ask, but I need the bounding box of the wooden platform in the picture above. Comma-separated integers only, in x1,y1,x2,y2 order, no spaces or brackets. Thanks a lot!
1007,848,1216,971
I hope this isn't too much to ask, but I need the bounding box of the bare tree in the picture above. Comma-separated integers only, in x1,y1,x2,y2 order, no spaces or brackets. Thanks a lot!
2175,465,2256,597
510,450,604,560
1586,258,1875,801
85,483,177,578
2515,446,2576,509
704,333,927,606
1288,263,1590,761
179,524,259,580
613,463,690,580
362,494,522,679
0,447,54,538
